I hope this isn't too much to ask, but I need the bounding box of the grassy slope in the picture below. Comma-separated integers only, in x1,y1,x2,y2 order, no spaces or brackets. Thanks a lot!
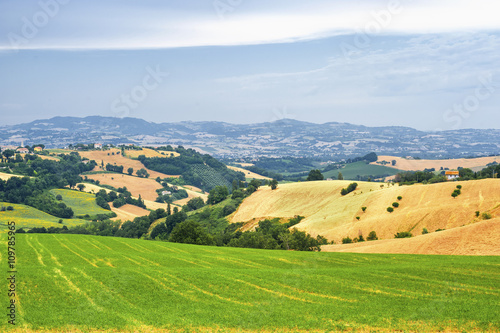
1,234,498,332
0,203,85,231
231,179,500,247
323,161,402,180
49,189,111,217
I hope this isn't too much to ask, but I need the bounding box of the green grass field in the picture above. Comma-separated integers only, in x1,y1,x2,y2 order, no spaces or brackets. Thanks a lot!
324,161,402,180
49,189,111,217
0,203,86,231
1,234,498,332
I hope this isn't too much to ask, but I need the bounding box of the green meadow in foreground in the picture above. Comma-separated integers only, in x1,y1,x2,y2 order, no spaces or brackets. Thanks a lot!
1,234,499,332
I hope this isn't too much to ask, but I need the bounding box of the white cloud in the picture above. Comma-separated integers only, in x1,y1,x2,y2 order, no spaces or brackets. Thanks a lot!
1,0,500,50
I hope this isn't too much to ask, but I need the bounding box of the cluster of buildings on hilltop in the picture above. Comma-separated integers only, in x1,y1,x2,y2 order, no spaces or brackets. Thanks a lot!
0,145,44,154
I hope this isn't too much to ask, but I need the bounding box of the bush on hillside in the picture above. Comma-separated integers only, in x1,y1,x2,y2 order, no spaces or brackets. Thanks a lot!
394,231,412,238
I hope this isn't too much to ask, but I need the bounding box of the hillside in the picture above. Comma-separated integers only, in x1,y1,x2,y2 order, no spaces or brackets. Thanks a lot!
227,165,271,180
231,179,500,254
78,148,179,178
322,218,500,255
0,202,86,231
374,155,500,171
1,234,497,332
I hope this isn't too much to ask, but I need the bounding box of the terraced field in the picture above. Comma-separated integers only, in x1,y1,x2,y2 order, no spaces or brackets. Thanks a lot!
0,203,86,231
1,234,498,332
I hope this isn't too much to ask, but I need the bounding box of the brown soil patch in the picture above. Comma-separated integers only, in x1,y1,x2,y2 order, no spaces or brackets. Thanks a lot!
322,219,500,255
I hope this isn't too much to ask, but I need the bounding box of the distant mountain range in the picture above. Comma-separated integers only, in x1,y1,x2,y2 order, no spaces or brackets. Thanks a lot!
1,116,500,160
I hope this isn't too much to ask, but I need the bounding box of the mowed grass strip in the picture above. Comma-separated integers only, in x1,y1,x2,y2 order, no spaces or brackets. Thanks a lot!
1,234,498,332
49,189,111,217
0,202,86,231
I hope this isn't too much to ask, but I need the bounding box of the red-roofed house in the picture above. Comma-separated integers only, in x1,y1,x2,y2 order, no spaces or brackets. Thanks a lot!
445,170,459,181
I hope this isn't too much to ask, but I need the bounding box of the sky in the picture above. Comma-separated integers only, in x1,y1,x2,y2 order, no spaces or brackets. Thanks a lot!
0,0,499,131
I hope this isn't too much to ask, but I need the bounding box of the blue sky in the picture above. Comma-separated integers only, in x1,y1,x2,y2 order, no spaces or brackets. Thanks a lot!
0,0,499,130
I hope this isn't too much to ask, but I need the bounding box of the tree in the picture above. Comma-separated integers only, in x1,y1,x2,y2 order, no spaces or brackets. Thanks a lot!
127,167,133,175
338,172,344,180
307,169,324,181
342,237,353,244
169,220,214,245
269,179,278,190
367,231,378,241
2,149,15,160
392,202,399,208
207,186,229,205
186,197,205,211
136,168,150,178
387,207,394,213
77,184,85,192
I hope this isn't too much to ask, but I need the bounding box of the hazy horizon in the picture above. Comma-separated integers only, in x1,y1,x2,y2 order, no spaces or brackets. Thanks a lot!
1,1,500,131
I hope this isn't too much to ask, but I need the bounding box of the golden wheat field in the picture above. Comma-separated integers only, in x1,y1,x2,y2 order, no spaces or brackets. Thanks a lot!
231,179,500,254
374,155,500,171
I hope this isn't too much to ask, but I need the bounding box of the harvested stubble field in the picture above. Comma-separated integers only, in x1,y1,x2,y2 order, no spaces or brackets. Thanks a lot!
231,179,500,254
78,148,179,179
228,165,271,180
85,173,163,202
374,155,500,171
1,234,498,332
124,147,180,159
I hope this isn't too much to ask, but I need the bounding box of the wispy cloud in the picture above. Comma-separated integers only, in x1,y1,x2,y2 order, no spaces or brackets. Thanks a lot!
1,0,500,51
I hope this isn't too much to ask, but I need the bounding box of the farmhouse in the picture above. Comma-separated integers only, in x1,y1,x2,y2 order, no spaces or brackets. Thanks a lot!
34,146,43,152
94,143,103,149
16,147,29,154
445,170,459,180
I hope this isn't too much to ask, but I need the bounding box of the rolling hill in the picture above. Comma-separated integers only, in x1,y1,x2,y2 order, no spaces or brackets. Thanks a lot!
231,179,500,254
374,155,500,171
1,233,498,332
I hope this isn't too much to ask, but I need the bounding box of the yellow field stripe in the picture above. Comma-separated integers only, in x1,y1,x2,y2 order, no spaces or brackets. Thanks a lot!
53,237,98,267
25,235,45,266
159,271,253,307
34,236,62,267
